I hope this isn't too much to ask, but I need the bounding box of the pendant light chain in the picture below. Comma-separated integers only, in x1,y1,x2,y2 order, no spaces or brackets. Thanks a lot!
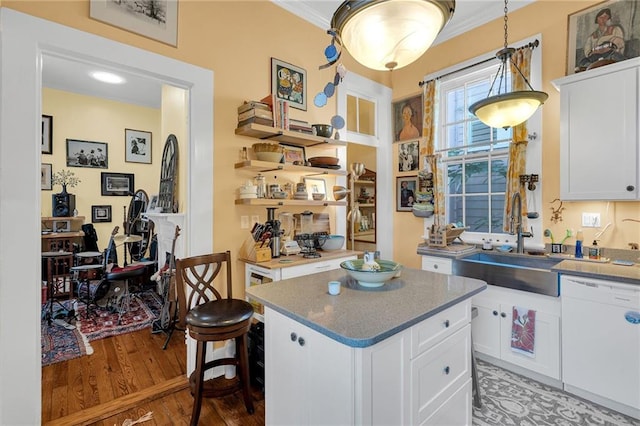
503,0,509,49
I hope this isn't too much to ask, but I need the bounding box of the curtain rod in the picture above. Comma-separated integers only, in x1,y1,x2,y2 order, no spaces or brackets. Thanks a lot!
418,39,539,87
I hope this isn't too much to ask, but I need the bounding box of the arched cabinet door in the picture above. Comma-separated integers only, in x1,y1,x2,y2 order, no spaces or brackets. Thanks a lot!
158,134,178,213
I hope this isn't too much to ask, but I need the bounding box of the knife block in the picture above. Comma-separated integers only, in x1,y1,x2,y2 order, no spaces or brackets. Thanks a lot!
240,235,272,263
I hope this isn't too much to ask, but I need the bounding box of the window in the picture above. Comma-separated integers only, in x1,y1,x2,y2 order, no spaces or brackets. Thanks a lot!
437,62,512,234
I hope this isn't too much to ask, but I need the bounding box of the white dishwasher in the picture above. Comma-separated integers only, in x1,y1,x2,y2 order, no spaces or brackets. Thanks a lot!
561,275,640,413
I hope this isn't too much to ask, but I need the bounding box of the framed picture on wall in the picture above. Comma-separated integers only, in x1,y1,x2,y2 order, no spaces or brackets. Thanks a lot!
567,0,640,74
66,139,108,169
91,205,112,223
41,163,52,191
271,58,307,110
89,0,178,47
101,172,134,196
397,176,418,212
392,94,423,142
397,140,420,173
41,115,53,154
125,128,152,164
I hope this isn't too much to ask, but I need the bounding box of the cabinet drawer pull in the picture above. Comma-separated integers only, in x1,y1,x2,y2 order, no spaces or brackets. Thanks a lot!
443,319,450,328
500,312,507,318
493,310,499,316
444,366,450,375
290,332,297,342
433,264,438,269
298,337,305,346
627,185,635,192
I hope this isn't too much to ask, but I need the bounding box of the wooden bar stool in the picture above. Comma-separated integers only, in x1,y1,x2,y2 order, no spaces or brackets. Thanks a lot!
175,251,254,425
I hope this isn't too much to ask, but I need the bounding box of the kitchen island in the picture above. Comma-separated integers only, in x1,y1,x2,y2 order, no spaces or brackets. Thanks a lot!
246,267,486,425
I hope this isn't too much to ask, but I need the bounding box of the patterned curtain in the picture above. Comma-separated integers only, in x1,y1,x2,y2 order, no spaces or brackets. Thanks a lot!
421,79,445,226
503,47,531,232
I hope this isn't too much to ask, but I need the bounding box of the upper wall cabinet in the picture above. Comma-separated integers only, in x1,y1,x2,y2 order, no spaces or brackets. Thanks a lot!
552,58,640,201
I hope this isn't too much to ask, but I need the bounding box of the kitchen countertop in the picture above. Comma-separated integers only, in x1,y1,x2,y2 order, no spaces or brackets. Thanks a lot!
417,243,640,286
552,260,640,286
239,249,361,269
246,267,486,348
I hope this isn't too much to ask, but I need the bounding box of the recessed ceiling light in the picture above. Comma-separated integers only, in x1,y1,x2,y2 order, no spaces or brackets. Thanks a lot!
90,71,125,84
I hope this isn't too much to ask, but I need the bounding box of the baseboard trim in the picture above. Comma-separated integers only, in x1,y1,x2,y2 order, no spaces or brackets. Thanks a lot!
44,375,189,426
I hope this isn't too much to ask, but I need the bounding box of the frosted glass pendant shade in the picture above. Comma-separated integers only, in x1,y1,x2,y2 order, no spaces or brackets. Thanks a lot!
331,0,455,71
469,90,548,129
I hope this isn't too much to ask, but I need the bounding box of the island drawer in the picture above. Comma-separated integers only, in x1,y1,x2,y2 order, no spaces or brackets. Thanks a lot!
411,299,470,358
410,325,471,424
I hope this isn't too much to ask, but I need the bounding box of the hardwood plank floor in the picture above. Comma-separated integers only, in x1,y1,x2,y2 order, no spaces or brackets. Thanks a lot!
42,327,265,425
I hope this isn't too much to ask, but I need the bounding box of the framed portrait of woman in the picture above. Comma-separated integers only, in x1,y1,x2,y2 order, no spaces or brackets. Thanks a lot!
392,94,423,142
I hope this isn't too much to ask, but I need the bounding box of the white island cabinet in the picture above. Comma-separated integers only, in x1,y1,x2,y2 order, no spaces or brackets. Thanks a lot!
248,267,486,425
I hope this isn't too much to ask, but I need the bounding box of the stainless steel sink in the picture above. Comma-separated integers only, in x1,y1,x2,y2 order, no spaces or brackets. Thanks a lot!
452,252,562,296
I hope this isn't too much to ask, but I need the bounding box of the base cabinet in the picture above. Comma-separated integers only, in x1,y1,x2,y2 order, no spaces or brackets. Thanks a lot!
264,300,472,425
471,286,561,380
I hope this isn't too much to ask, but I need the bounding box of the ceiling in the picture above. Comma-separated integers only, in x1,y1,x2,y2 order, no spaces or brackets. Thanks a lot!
42,1,533,107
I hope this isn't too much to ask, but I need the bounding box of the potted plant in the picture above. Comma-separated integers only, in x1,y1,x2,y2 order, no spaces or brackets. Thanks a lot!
52,169,80,195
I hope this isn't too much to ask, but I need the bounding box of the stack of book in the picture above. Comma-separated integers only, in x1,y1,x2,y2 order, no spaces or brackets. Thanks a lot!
237,100,273,127
289,118,313,134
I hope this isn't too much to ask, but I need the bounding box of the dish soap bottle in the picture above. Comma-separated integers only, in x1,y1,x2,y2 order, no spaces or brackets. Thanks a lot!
589,240,601,260
575,229,583,258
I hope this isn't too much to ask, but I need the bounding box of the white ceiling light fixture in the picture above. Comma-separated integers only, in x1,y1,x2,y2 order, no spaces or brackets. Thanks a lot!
468,0,547,129
331,0,455,71
90,70,125,84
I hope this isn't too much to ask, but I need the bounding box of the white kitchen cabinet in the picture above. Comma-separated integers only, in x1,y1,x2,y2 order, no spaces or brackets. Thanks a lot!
553,58,640,200
264,299,472,425
265,307,354,425
471,285,561,380
421,255,453,275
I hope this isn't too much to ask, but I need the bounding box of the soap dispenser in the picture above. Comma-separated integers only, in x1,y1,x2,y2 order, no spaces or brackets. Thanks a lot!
575,229,583,258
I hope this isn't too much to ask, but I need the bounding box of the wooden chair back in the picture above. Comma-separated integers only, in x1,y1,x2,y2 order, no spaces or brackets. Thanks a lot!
175,251,233,329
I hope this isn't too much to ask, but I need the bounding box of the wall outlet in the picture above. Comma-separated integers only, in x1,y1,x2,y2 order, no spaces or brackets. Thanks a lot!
582,212,601,228
240,215,249,229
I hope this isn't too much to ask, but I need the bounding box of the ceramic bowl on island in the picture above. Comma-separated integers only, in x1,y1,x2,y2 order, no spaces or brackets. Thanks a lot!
340,259,402,288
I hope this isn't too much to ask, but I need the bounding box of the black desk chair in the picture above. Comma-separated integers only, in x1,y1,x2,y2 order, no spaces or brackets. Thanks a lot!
175,251,254,425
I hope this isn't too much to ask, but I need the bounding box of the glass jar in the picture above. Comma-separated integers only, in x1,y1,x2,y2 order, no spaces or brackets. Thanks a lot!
254,173,266,198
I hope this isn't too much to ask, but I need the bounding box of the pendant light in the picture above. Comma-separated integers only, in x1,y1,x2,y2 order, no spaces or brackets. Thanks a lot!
331,0,455,71
468,0,547,129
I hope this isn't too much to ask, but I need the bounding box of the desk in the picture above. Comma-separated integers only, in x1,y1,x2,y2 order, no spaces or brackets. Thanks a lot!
41,216,85,252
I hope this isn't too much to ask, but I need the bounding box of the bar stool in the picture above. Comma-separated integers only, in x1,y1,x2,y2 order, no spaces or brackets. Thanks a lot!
175,251,254,426
471,306,482,408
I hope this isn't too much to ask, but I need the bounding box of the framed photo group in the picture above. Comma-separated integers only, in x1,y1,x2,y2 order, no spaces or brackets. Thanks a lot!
392,94,423,143
91,205,112,223
101,172,134,196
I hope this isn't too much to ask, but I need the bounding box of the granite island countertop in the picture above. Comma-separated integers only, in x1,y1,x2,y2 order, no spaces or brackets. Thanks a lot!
246,267,486,348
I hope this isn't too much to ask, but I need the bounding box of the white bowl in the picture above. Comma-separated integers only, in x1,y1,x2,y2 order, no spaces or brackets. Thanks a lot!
256,152,284,163
340,259,402,288
321,235,344,250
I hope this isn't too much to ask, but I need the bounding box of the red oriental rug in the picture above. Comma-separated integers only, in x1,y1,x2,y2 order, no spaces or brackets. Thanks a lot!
77,290,162,341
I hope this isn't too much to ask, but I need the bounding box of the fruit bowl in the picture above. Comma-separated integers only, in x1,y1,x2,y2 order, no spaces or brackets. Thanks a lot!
340,259,402,288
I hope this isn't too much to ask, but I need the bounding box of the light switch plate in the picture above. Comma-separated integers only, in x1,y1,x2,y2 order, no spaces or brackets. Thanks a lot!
582,212,601,228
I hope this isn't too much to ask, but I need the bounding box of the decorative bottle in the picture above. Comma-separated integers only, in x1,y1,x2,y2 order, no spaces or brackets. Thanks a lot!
575,229,583,258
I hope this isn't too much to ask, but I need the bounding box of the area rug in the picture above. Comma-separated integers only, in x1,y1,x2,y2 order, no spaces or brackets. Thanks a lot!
41,290,162,366
41,318,93,366
473,359,640,426
77,290,162,341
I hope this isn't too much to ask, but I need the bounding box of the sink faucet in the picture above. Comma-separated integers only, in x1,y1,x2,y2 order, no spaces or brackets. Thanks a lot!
510,192,533,254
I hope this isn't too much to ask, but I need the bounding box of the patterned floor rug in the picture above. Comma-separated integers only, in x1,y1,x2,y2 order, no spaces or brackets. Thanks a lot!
41,317,93,366
77,290,162,341
474,359,640,426
41,289,161,366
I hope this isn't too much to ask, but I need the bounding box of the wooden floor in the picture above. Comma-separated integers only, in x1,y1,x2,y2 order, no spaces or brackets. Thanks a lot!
42,326,265,425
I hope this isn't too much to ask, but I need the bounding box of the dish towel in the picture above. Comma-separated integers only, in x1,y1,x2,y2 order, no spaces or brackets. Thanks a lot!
511,306,536,357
